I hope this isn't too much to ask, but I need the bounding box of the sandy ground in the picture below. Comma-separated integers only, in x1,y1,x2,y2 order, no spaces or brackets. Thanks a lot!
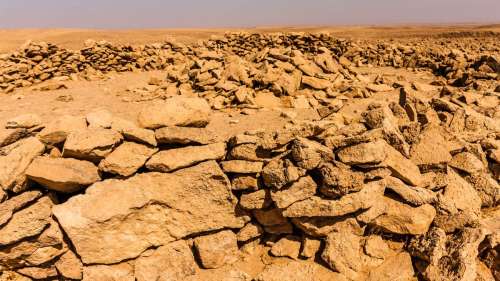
0,24,499,53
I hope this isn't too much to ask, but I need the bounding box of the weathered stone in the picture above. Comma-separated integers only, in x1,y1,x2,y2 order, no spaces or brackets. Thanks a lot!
270,235,301,259
0,190,42,226
86,109,112,129
82,262,135,281
194,230,239,269
337,140,387,165
271,176,317,208
26,157,100,193
5,114,42,129
410,125,452,166
155,126,218,145
253,208,288,227
53,161,245,264
231,174,259,191
0,196,53,246
0,271,31,281
0,128,27,147
255,260,347,281
366,252,415,281
111,117,157,147
239,189,271,210
301,237,321,259
0,137,45,192
319,162,364,198
291,137,334,170
63,128,123,162
449,152,485,174
237,222,263,242
138,97,211,129
98,142,157,176
16,266,58,280
466,173,499,207
55,250,83,280
292,217,364,238
261,158,303,189
283,180,385,217
146,142,225,172
229,143,270,161
386,176,437,206
37,115,87,145
134,240,197,281
220,160,263,174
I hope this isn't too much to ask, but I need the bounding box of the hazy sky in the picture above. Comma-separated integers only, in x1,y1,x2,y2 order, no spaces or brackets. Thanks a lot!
0,0,499,28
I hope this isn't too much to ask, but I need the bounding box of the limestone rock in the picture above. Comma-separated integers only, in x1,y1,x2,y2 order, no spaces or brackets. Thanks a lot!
86,109,112,129
194,230,239,269
16,266,58,280
302,76,331,90
271,176,317,208
98,142,157,176
111,117,157,146
146,142,226,172
237,222,263,242
366,252,415,281
301,237,321,259
134,240,197,281
0,128,27,147
37,115,87,145
261,158,303,189
231,175,259,191
0,137,45,192
337,140,387,165
5,114,42,129
63,128,123,162
410,125,452,166
319,162,364,198
0,271,32,281
270,235,301,259
82,262,135,281
26,157,100,193
291,137,334,170
52,161,245,264
220,160,263,174
155,126,218,145
449,152,485,174
255,260,347,281
0,190,42,226
239,189,271,210
386,176,437,206
55,250,83,280
138,97,211,129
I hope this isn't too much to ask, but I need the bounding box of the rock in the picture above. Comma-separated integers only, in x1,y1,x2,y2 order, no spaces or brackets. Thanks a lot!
410,125,452,167
220,160,263,174
0,128,27,147
319,162,364,198
253,208,289,227
0,189,5,203
337,140,387,165
261,158,303,189
283,180,385,217
134,240,197,281
0,196,53,246
0,190,42,226
194,230,239,269
0,137,45,192
229,143,270,161
385,176,437,206
0,271,31,281
239,189,271,210
255,260,347,281
111,117,157,147
292,217,363,238
146,142,226,172
16,266,58,279
37,115,87,145
270,235,301,259
63,128,123,162
301,237,321,259
302,76,330,90
137,97,211,129
465,173,499,207
366,83,393,92
271,176,317,208
0,220,66,269
82,262,135,281
231,174,259,191
237,222,263,242
449,152,485,174
291,137,334,170
52,161,245,264
55,251,83,280
5,114,42,129
155,126,218,145
86,109,112,129
366,252,415,281
370,196,436,235
98,142,158,176
26,157,100,193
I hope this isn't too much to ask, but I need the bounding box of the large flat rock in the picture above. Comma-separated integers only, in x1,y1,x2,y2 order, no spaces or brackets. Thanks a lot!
52,160,246,264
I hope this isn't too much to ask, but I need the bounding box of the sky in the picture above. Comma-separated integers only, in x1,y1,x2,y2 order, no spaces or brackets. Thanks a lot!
0,0,499,29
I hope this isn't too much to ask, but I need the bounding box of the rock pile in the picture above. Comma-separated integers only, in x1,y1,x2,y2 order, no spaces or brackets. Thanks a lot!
0,92,498,280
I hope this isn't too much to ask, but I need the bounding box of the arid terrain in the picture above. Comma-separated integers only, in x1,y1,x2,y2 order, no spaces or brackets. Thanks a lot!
0,26,498,281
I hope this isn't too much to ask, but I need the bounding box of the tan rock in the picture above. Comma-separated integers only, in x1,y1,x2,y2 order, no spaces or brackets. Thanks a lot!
53,161,246,264
55,250,83,280
0,137,45,192
63,128,123,162
291,137,334,170
16,266,58,280
410,125,452,166
220,160,263,174
0,271,31,281
239,189,271,210
111,117,157,146
386,176,437,206
0,128,27,147
302,76,330,90
134,240,197,281
82,262,135,281
146,142,226,172
319,162,364,198
283,180,385,218
155,126,218,145
466,173,499,207
231,174,259,191
449,152,485,174
366,252,415,281
37,115,87,145
253,208,288,227
194,230,239,269
0,196,53,246
5,114,42,129
337,140,387,165
26,157,100,193
270,236,301,259
0,190,42,226
138,97,211,129
237,222,263,242
98,142,157,176
301,237,321,259
86,109,112,129
255,259,347,281
271,176,317,208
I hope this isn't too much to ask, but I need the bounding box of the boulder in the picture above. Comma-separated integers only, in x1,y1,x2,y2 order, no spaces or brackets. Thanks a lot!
0,137,45,192
194,230,239,269
146,142,226,172
137,97,211,129
63,128,123,162
155,126,218,145
52,161,246,264
26,157,100,193
37,115,87,145
98,142,157,176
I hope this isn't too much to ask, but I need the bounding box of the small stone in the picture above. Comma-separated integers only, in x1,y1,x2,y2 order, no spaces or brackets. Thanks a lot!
99,142,158,176
155,126,218,145
0,128,27,147
337,140,387,165
239,189,272,210
271,176,317,209
301,237,321,259
55,251,83,280
63,128,123,162
37,115,87,145
449,152,485,174
0,190,42,226
5,114,42,129
86,109,113,129
111,117,157,147
231,175,259,191
194,230,239,269
237,222,263,242
220,160,263,173
291,137,334,170
270,235,301,259
253,208,288,227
